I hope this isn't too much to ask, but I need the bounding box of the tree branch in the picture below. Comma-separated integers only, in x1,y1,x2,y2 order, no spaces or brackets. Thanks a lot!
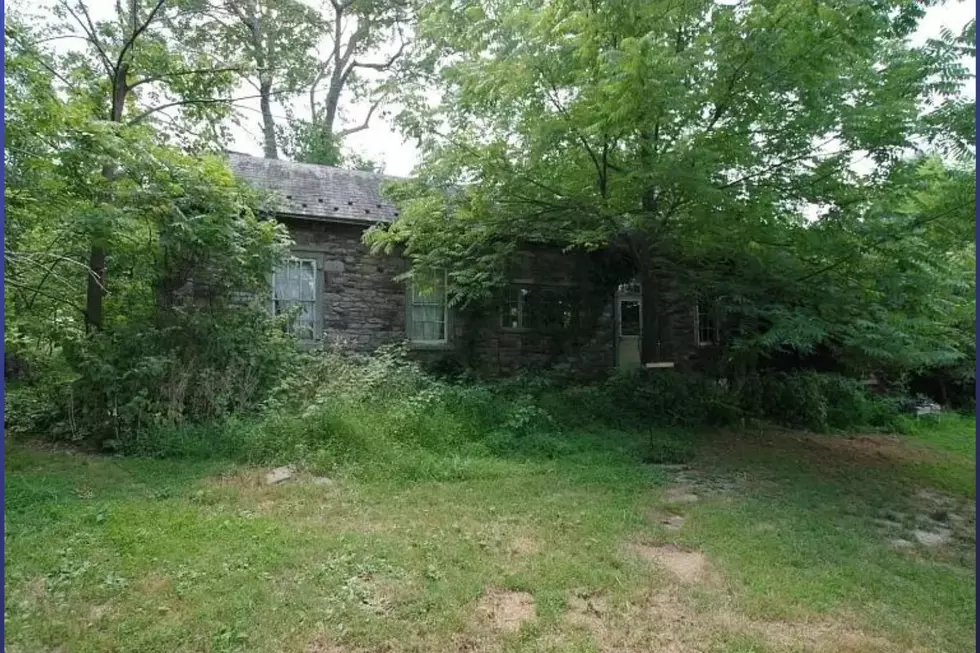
60,0,115,75
337,96,384,137
540,74,606,198
795,200,975,283
4,278,87,317
126,85,306,124
115,0,168,75
351,38,407,71
127,65,250,89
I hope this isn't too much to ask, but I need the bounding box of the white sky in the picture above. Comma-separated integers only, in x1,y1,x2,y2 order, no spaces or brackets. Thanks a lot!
31,0,977,176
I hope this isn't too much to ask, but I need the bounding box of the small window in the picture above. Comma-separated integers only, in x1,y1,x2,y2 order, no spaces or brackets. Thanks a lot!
502,286,530,329
696,302,719,346
272,258,317,340
409,271,448,343
619,299,642,337
501,285,577,331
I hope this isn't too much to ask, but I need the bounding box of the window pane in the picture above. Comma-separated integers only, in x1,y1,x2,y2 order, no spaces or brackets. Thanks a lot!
298,261,315,301
697,303,717,344
410,272,447,341
411,306,445,341
272,259,317,339
620,300,641,336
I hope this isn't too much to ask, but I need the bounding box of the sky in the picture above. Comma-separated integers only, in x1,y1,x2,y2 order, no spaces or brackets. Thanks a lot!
225,0,976,176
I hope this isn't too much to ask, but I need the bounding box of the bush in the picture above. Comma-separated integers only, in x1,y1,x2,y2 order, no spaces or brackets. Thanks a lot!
24,337,914,468
595,369,741,428
735,371,904,433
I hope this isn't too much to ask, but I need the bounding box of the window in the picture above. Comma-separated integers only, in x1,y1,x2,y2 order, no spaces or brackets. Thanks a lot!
409,271,448,344
696,302,719,346
272,258,317,340
619,299,642,337
501,285,577,331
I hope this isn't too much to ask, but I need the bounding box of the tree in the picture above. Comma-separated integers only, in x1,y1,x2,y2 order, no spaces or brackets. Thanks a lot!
369,0,975,367
281,0,411,164
37,0,248,331
5,10,295,441
182,0,322,158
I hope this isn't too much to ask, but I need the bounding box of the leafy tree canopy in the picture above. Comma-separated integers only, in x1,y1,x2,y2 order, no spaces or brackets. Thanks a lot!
368,0,975,372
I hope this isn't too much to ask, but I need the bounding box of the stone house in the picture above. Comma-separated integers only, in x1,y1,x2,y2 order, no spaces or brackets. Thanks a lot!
228,153,718,376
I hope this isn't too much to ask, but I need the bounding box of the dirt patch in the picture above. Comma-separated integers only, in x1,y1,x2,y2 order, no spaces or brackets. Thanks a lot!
559,581,904,653
305,637,348,653
209,468,270,489
136,573,172,596
24,575,48,602
565,591,609,630
796,433,949,469
664,487,700,504
718,611,897,653
871,486,974,559
86,603,112,623
647,511,686,531
626,543,710,584
507,536,541,556
476,589,536,633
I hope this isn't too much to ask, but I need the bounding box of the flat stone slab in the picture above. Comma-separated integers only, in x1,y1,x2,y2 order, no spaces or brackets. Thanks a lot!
665,487,700,504
265,466,295,485
913,529,952,547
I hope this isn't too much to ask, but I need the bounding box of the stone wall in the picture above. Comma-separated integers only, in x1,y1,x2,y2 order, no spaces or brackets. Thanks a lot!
284,218,408,351
284,219,720,378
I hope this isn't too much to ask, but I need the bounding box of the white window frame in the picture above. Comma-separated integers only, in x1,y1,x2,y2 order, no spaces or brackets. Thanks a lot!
271,257,318,341
408,270,449,345
695,301,719,347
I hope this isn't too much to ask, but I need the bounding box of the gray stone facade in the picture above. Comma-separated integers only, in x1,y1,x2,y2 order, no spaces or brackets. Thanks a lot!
230,152,708,377
284,218,408,351
283,219,616,377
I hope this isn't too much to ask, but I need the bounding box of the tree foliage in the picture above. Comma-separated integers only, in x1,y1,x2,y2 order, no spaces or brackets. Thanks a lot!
369,0,975,376
5,13,295,442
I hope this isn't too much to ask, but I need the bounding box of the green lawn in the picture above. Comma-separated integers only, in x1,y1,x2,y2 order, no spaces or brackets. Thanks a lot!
5,417,975,653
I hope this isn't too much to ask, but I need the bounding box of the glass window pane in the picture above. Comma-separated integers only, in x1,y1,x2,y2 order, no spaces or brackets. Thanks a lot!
620,300,641,336
410,271,447,342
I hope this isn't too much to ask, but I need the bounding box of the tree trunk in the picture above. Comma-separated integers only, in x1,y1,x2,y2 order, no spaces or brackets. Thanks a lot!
259,78,278,159
84,68,127,332
321,68,344,138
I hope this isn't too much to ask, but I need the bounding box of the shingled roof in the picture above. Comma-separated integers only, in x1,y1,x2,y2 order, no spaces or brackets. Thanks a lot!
227,152,405,224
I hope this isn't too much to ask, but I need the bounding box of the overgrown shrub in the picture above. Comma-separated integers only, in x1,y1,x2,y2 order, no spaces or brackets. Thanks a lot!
734,371,904,432
5,150,296,446
592,369,740,428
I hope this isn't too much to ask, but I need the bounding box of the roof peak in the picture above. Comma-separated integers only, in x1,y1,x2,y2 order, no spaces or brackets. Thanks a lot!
226,151,405,225
225,151,410,183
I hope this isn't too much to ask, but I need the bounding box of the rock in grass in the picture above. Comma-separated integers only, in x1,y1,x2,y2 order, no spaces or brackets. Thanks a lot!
265,466,295,485
913,529,951,547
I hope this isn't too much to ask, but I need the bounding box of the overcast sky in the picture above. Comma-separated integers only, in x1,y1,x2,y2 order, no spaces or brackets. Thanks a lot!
223,1,975,176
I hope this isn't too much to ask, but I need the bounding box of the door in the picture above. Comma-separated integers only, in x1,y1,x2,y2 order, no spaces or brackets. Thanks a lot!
616,290,642,368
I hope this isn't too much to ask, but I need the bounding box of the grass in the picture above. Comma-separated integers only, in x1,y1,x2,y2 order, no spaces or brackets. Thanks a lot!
5,416,975,653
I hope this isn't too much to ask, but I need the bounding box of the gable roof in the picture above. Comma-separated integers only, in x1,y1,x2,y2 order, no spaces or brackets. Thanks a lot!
227,152,406,225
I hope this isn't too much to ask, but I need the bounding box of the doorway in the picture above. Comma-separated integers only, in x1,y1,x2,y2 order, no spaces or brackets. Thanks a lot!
615,282,642,368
